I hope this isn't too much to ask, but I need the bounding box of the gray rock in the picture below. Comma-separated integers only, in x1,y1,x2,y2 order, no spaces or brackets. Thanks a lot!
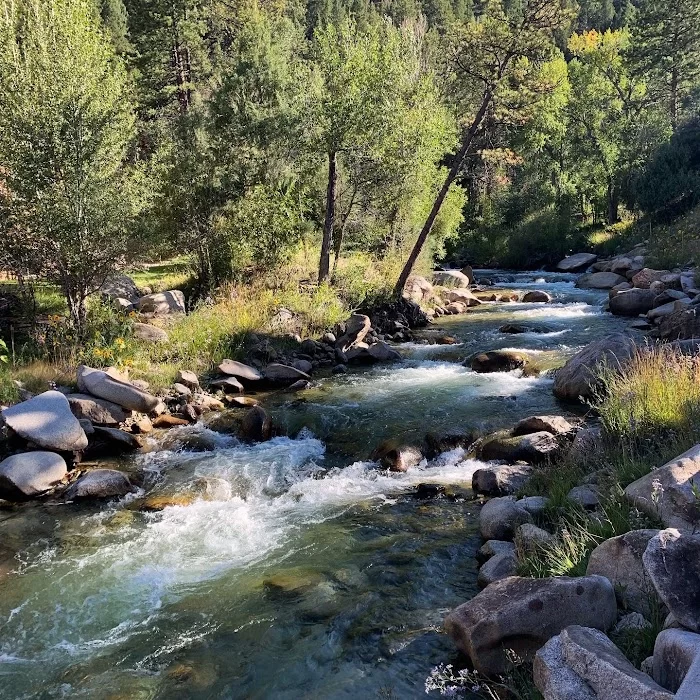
518,495,550,515
523,290,552,302
648,299,690,321
91,426,141,454
476,539,515,564
100,274,141,304
479,496,533,540
66,393,128,426
624,444,700,533
263,363,310,384
366,342,402,362
77,365,160,414
78,418,94,435
472,463,532,496
576,272,628,289
133,322,168,342
292,359,313,374
176,370,199,389
65,469,134,499
479,431,559,464
137,290,186,315
371,441,423,473
432,270,471,287
444,575,617,676
171,382,192,397
652,628,700,695
217,359,262,381
2,391,88,451
209,377,244,394
586,529,661,616
336,314,371,351
534,634,596,700
477,550,517,588
515,523,554,553
561,625,672,699
557,253,598,272
112,297,134,312
613,612,652,634
643,529,700,633
444,288,482,306
513,415,574,436
610,289,658,316
567,485,600,509
553,333,637,401
0,451,67,500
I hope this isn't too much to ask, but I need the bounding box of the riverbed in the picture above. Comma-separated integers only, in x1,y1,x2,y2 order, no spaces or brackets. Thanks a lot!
0,272,633,699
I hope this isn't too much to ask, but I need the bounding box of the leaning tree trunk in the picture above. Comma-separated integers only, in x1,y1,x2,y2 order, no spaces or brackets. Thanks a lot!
393,92,492,297
318,150,337,284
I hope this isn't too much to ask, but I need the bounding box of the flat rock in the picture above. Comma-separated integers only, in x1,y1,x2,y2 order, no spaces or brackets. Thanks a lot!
472,463,532,496
586,529,661,616
137,290,186,315
561,625,672,699
477,550,516,588
209,376,244,394
444,575,617,676
65,469,134,499
0,451,68,500
513,415,574,436
469,350,528,373
2,391,88,451
576,271,628,289
226,396,259,407
653,628,700,695
152,414,190,428
643,529,700,633
263,363,310,384
444,288,481,306
66,394,128,426
534,634,596,700
480,431,559,464
553,333,637,401
217,360,262,381
479,496,533,540
176,370,199,389
77,365,160,413
557,253,598,272
625,444,700,533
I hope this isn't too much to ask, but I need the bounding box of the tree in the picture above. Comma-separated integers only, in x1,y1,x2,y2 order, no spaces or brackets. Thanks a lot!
629,0,700,130
0,0,145,333
394,0,572,295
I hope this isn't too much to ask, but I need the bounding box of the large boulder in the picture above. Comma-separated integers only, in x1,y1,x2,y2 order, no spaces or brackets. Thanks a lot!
534,634,597,700
218,359,262,381
553,333,637,401
85,427,141,457
479,431,559,464
557,253,598,272
77,365,160,414
657,307,700,340
433,270,471,287
559,626,672,700
586,529,662,616
133,322,168,343
643,529,700,633
624,445,700,533
336,314,371,352
66,393,128,426
513,415,574,436
0,451,67,500
479,496,533,540
263,363,311,384
100,274,141,304
364,342,402,363
522,290,552,303
648,299,691,322
576,272,628,289
469,350,528,373
137,290,186,315
444,575,617,676
2,391,88,451
64,469,134,500
633,268,671,289
609,288,658,316
477,550,517,588
444,288,482,307
403,275,434,304
652,629,700,695
472,464,532,496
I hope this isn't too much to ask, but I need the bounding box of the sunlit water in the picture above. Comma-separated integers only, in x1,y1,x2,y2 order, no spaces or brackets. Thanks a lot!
0,272,635,699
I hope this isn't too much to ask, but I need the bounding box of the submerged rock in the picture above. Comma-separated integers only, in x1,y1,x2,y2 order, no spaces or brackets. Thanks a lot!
0,451,68,500
469,350,528,373
522,290,552,303
65,469,134,500
240,406,272,442
371,441,423,472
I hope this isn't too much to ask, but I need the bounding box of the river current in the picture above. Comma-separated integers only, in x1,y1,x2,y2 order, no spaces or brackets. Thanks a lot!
0,272,632,699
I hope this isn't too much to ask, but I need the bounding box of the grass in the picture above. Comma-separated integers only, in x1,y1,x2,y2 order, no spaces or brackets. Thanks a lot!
127,257,194,293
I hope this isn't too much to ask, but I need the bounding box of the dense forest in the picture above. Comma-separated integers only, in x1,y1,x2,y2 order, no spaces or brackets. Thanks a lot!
1,0,700,331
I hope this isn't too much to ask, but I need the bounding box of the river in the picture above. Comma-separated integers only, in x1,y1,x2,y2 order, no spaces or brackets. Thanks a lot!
0,271,632,699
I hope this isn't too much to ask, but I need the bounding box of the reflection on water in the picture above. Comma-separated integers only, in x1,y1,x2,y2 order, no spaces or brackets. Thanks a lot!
0,271,634,699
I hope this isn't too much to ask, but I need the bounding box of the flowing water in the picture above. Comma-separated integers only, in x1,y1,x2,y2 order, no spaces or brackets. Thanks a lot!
0,272,634,700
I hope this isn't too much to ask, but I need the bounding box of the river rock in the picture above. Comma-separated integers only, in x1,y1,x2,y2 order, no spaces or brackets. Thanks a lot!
479,431,559,464
560,625,672,700
499,323,553,334
624,444,700,533
90,426,141,454
133,322,168,342
515,523,554,553
553,333,637,401
404,275,434,304
152,414,190,428
444,575,617,676
240,406,272,442
218,359,262,382
477,550,517,588
513,415,574,436
366,342,402,362
557,253,598,272
336,314,371,351
66,394,128,426
576,272,628,289
472,464,532,496
469,350,528,373
291,359,313,374
77,365,160,414
658,307,700,340
263,363,310,384
138,290,186,315
610,288,658,316
444,288,481,306
210,377,245,394
65,469,134,499
633,268,671,289
477,539,515,563
176,370,199,389
2,391,88,451
643,529,700,633
648,299,691,322
0,451,68,500
586,529,661,616
652,629,700,695
172,382,192,398
522,290,552,302
534,634,597,700
371,441,423,472
479,496,533,540
433,270,471,287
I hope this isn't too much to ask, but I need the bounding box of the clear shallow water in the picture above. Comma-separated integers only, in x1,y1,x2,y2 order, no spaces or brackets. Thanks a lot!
0,272,635,699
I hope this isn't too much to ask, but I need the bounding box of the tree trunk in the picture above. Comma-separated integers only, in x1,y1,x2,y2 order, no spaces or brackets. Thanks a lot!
607,180,619,224
318,150,337,284
393,92,492,297
670,64,679,131
65,285,88,338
